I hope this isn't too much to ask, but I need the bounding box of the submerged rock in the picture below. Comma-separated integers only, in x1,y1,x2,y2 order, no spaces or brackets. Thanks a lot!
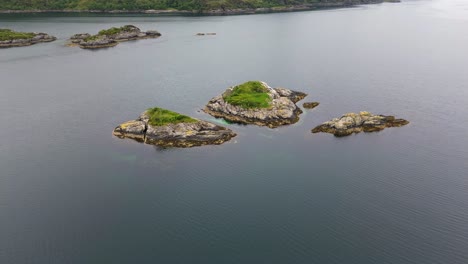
113,108,236,148
204,81,307,128
69,25,161,49
312,111,409,137
303,102,320,109
0,29,56,48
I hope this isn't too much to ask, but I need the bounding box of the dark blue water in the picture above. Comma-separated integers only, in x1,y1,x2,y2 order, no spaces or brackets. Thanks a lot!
1,1,468,263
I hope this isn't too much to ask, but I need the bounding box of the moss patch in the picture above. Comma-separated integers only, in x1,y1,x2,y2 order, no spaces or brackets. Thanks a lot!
0,29,35,41
147,107,197,126
223,81,272,109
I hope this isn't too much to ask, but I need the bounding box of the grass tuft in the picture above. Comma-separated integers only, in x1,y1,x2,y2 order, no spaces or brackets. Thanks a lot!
223,81,272,109
147,107,197,126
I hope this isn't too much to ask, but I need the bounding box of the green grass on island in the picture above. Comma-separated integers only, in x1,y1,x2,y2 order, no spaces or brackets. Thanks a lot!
83,26,135,42
147,107,197,126
98,25,135,36
224,81,272,109
0,29,35,41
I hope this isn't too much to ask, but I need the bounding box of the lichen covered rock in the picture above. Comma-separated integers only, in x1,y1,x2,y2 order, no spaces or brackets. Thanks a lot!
312,111,409,137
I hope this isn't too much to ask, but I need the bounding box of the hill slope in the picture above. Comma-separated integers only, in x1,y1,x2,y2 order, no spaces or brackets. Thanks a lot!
0,0,391,13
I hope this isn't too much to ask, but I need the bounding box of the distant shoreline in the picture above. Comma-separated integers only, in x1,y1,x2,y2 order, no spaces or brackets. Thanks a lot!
0,1,400,16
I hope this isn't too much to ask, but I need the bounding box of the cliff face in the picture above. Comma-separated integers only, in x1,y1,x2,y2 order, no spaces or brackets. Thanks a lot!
0,0,398,14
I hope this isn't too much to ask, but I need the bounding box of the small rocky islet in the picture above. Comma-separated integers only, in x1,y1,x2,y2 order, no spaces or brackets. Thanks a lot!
312,111,409,137
114,83,409,147
204,81,307,128
0,28,56,48
113,107,236,148
69,25,161,49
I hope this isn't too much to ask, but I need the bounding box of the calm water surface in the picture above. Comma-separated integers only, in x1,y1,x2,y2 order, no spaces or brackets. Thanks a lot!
1,1,468,263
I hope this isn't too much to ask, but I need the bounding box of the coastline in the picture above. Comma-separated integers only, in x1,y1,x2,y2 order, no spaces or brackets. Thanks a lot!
0,1,400,16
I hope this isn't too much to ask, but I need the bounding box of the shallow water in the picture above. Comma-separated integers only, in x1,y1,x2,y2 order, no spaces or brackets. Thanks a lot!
1,1,468,263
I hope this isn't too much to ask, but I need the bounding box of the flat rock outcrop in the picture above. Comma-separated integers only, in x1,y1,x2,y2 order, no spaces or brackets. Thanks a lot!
69,25,161,49
113,109,236,148
204,81,307,128
312,111,409,137
0,29,56,48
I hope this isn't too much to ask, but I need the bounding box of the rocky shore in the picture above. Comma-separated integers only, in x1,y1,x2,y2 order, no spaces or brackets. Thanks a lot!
204,81,307,128
0,29,56,48
312,111,409,137
69,25,161,49
113,108,236,148
0,1,401,16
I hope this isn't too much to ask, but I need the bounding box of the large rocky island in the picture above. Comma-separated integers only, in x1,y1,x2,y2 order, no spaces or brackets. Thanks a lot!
0,29,56,48
312,111,409,137
69,25,161,49
204,81,307,128
113,107,236,147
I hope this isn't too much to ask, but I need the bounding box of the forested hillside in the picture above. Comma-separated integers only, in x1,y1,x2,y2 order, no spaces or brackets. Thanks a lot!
0,0,346,11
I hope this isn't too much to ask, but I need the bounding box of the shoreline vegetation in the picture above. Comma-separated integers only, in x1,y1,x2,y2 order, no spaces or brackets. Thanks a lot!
0,0,400,16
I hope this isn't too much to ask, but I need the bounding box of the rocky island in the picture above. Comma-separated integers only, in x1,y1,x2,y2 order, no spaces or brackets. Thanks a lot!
312,111,409,137
113,107,236,147
204,81,307,128
69,25,161,49
0,29,56,48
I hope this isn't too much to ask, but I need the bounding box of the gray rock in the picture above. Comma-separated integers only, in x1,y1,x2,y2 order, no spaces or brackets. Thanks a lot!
146,30,161,36
78,36,118,49
303,102,320,109
312,111,409,137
